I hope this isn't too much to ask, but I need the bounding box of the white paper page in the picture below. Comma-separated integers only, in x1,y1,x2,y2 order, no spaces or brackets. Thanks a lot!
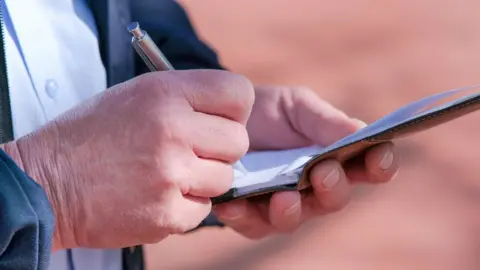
232,145,324,188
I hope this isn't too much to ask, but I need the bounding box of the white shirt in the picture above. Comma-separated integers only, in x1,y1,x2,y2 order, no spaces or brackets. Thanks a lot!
3,0,121,269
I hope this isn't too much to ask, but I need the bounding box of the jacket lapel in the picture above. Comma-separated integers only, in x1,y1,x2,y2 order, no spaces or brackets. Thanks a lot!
88,0,134,87
0,1,14,143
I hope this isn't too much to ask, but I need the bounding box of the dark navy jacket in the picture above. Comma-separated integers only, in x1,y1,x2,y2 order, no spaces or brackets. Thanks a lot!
87,0,225,85
0,0,225,269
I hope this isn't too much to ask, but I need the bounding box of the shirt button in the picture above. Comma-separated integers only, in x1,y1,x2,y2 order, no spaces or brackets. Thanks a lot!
45,79,58,98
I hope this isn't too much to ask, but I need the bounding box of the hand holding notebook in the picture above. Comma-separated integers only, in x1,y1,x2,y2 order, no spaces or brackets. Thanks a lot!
211,85,398,236
212,85,480,204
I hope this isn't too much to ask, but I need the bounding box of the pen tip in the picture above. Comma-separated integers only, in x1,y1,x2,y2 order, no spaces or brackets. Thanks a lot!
127,22,143,38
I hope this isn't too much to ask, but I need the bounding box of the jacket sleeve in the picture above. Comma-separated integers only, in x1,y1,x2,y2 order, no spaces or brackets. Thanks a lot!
131,0,227,229
0,149,55,270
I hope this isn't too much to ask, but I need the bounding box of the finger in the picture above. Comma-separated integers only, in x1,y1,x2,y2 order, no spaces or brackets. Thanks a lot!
213,199,273,239
183,158,234,198
167,192,212,234
269,191,302,232
345,142,399,183
291,88,360,146
309,159,352,213
175,70,255,125
189,113,249,164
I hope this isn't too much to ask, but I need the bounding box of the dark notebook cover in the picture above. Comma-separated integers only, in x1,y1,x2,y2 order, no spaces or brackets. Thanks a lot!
211,85,480,205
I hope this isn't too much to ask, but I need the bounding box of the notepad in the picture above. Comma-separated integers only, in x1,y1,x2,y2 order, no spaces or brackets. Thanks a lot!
211,85,480,204
232,146,323,189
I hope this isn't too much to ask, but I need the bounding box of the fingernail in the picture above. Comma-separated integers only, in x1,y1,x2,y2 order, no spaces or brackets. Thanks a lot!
216,204,245,220
351,118,367,128
282,200,301,216
379,149,394,170
322,167,340,190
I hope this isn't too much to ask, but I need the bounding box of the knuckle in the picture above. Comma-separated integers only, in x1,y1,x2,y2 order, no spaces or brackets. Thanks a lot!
139,72,171,99
153,115,183,141
149,203,190,236
229,73,255,107
150,111,192,152
290,86,316,99
156,160,184,189
215,71,255,115
232,79,255,116
140,208,172,243
148,195,212,237
167,220,191,235
294,85,314,94
140,71,190,109
166,211,202,235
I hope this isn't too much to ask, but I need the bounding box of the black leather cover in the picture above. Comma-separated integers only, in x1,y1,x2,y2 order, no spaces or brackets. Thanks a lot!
211,85,480,205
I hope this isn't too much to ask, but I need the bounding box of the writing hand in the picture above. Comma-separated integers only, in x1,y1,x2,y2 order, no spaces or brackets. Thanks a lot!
8,70,254,249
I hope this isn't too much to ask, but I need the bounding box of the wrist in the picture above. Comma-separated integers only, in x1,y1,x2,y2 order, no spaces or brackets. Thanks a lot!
1,133,75,251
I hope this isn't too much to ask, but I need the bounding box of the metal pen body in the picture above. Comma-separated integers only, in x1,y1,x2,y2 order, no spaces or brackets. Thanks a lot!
128,22,174,72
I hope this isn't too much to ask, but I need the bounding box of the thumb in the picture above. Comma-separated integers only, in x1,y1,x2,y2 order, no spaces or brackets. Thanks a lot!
292,89,362,146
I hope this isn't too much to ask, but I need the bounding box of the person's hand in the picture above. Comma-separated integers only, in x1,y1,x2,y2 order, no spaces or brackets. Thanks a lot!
213,85,399,238
5,70,254,250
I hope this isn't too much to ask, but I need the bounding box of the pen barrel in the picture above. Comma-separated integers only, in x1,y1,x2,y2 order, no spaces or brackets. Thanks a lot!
131,32,174,72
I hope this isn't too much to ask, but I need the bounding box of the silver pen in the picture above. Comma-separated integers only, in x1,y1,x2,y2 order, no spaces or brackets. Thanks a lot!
128,22,174,71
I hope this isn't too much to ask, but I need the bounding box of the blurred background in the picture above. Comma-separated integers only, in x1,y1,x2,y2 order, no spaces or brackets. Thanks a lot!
146,0,480,269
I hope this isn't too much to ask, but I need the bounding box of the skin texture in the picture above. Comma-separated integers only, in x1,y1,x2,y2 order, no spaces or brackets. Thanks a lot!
214,86,398,238
2,70,398,251
7,70,254,250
